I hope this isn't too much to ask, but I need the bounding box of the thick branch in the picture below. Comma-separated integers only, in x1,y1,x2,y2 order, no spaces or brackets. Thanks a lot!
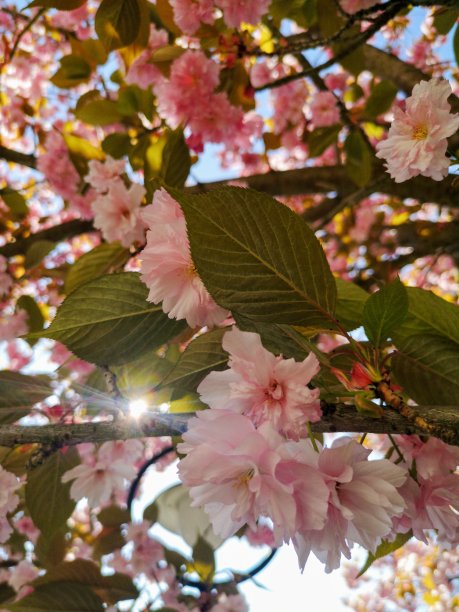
0,145,37,170
1,405,458,448
0,219,96,257
189,166,459,209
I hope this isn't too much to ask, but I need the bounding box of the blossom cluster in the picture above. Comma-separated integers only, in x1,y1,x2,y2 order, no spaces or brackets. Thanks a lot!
178,329,459,573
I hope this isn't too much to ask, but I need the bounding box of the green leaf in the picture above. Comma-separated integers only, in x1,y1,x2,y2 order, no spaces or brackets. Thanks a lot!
192,537,215,583
364,80,398,118
95,0,141,51
0,372,52,424
63,133,104,162
358,531,412,577
155,484,222,549
25,240,56,269
143,501,158,523
0,188,28,218
392,288,459,345
97,505,131,527
160,328,228,392
65,243,129,294
234,315,317,361
35,529,67,569
170,186,337,327
75,99,122,126
335,278,368,331
307,124,341,157
344,130,372,187
33,559,137,604
363,278,408,347
51,55,92,88
454,24,459,68
30,272,186,366
102,133,132,158
160,129,191,188
16,295,45,335
433,7,459,35
391,335,459,405
117,85,154,120
25,448,80,539
0,582,15,605
92,526,125,558
114,350,173,399
29,0,87,9
8,582,104,611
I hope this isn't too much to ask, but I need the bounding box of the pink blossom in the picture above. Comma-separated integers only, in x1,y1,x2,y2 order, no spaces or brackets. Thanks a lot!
62,455,136,508
139,188,229,328
6,341,31,371
155,50,220,128
198,327,321,439
178,410,298,541
170,0,215,35
324,72,348,91
310,91,341,128
340,0,379,14
293,439,407,572
396,435,459,479
211,593,249,611
376,79,459,182
91,182,146,247
272,80,308,134
0,465,20,517
245,523,276,548
0,310,28,342
400,472,459,543
125,25,169,89
215,0,271,27
85,157,126,193
125,521,164,578
15,516,39,544
98,439,144,465
250,62,274,88
8,561,39,592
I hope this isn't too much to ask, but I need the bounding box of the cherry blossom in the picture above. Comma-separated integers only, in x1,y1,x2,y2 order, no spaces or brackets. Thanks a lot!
125,25,169,89
170,0,215,35
376,79,459,182
8,560,39,593
310,91,341,128
139,188,229,328
85,157,126,194
293,439,407,573
198,327,321,439
340,0,379,14
215,0,271,27
91,182,146,248
62,455,136,508
178,410,298,541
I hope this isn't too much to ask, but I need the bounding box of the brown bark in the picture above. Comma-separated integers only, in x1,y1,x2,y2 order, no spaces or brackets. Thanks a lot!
0,145,37,170
1,404,458,448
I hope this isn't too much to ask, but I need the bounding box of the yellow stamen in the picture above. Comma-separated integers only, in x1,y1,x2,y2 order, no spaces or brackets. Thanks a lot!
412,124,428,140
234,468,255,489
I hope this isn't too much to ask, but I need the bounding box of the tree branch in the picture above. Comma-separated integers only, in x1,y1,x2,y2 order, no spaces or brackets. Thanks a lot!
0,219,96,257
0,145,37,170
1,404,459,448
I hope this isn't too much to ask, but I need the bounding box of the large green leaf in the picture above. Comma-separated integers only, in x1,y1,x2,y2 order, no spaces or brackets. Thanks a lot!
0,372,52,424
31,273,186,366
363,278,408,347
393,287,459,345
160,328,228,392
170,187,337,327
8,582,104,611
33,559,138,605
65,243,130,294
392,335,459,405
95,0,142,51
155,484,223,549
25,448,80,539
335,278,368,331
50,55,92,89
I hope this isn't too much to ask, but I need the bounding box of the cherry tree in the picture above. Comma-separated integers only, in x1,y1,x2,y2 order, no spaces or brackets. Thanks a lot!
0,0,458,609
